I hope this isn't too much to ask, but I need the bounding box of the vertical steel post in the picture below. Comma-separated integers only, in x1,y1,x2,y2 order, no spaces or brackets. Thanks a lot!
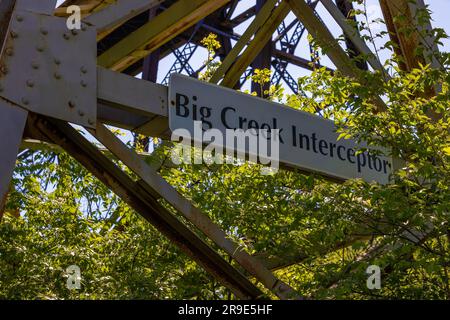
251,0,272,97
335,0,368,70
136,7,161,152
0,100,27,217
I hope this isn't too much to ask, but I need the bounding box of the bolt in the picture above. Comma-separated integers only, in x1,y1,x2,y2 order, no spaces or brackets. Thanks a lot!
5,48,13,56
21,97,29,105
54,58,61,65
63,33,70,40
54,72,62,80
10,30,18,38
171,100,175,106
80,66,88,74
40,28,48,35
26,80,34,88
78,110,85,117
36,45,44,52
68,101,75,109
80,80,87,87
16,15,23,22
31,62,40,70
71,29,78,36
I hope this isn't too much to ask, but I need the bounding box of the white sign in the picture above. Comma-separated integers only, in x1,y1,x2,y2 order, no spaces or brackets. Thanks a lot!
168,74,393,184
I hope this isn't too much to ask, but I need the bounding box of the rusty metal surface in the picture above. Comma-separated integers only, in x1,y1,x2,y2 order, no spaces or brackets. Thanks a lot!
26,114,265,300
0,99,28,216
0,0,439,300
0,9,97,127
89,123,303,299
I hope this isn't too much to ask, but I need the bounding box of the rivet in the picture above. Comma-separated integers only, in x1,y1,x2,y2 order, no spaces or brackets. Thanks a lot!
54,58,61,65
16,15,23,22
80,80,87,87
171,100,175,106
40,28,48,35
36,45,44,52
21,97,29,105
71,29,78,36
31,62,40,70
10,30,18,38
63,33,70,40
81,24,87,32
68,101,75,109
88,119,95,125
54,72,62,80
26,80,34,88
80,66,87,74
1,66,8,74
78,110,85,117
5,48,13,56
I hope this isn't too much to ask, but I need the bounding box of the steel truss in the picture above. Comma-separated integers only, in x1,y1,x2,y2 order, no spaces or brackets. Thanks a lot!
0,0,437,299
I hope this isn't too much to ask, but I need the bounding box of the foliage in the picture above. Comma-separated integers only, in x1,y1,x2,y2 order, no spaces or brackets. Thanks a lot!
199,33,222,81
1,7,450,300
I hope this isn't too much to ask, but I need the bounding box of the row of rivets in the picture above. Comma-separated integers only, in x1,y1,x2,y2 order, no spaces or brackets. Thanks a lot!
8,13,93,125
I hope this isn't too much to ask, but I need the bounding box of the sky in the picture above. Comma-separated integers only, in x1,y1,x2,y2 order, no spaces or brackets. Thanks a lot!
55,0,450,86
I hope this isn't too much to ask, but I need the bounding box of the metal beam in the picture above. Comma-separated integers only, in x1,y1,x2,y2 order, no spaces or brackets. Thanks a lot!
320,0,384,72
409,0,441,71
335,0,368,71
273,48,332,72
14,0,57,15
0,100,27,217
209,0,279,84
380,0,441,72
379,0,420,72
379,0,441,121
0,0,15,49
221,1,290,88
251,0,273,97
286,0,387,112
97,67,169,137
26,114,264,300
97,0,231,71
142,6,160,83
286,0,361,78
89,123,303,300
97,67,167,117
226,5,256,28
84,0,163,40
137,6,161,152
56,1,111,17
